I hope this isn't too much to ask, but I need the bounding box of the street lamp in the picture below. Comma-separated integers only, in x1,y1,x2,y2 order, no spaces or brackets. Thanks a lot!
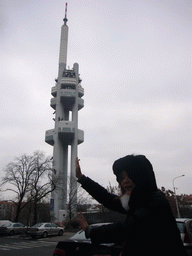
172,175,185,218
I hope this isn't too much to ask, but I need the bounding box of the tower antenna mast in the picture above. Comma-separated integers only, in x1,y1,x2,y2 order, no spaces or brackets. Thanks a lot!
64,3,68,25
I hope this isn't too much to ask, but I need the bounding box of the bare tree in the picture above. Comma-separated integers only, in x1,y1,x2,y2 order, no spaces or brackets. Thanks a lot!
1,151,56,223
1,154,35,221
99,182,120,213
107,182,120,194
82,182,125,224
67,175,93,222
161,187,177,216
30,151,56,225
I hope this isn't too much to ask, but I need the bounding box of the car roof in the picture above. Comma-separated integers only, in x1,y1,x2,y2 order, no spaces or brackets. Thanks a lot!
39,222,51,224
90,222,112,227
176,218,192,222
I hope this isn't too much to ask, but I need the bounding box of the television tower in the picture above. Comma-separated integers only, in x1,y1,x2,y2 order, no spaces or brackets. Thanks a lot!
45,3,84,222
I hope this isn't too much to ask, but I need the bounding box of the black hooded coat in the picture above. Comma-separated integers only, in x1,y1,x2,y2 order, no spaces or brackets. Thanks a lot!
78,155,187,256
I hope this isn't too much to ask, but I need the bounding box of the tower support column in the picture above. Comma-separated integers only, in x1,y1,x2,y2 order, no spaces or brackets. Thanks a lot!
45,6,84,223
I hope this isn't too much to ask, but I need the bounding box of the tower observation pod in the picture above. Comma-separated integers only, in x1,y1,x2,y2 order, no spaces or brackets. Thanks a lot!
45,3,84,222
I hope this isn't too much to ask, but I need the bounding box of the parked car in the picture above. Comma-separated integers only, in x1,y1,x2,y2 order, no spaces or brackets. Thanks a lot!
176,218,192,245
176,218,192,256
29,222,64,238
53,223,122,256
0,222,27,236
0,220,11,227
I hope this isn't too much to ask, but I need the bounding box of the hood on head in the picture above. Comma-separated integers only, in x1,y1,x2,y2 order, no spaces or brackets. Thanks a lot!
113,155,158,193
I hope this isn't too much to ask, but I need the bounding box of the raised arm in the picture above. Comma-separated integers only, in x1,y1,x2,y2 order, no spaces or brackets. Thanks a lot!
75,158,125,214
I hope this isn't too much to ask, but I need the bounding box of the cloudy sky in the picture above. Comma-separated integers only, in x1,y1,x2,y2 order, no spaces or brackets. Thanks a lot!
1,0,191,198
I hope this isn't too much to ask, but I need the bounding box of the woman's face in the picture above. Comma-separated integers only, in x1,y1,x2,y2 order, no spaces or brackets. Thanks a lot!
119,170,135,195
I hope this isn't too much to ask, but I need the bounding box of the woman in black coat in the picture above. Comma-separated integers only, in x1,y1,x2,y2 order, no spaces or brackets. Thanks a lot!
76,155,187,256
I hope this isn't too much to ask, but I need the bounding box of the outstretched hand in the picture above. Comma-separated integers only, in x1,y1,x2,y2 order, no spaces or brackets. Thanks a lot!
75,157,83,179
77,211,88,231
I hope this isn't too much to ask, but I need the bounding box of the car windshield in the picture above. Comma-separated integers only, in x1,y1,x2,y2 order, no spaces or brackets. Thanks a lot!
69,223,111,241
69,229,89,241
176,222,185,233
2,223,12,227
32,223,43,228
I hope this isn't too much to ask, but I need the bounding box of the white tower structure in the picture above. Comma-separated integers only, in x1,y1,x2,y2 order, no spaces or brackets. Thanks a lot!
45,3,84,222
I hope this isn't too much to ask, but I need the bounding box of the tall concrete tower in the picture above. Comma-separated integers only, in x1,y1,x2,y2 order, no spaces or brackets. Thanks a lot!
45,3,84,222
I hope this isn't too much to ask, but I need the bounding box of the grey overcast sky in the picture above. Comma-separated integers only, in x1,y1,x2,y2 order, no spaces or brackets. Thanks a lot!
0,0,191,198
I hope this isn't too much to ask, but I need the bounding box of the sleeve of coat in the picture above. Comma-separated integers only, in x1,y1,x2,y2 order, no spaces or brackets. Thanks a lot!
78,176,125,214
88,207,152,244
